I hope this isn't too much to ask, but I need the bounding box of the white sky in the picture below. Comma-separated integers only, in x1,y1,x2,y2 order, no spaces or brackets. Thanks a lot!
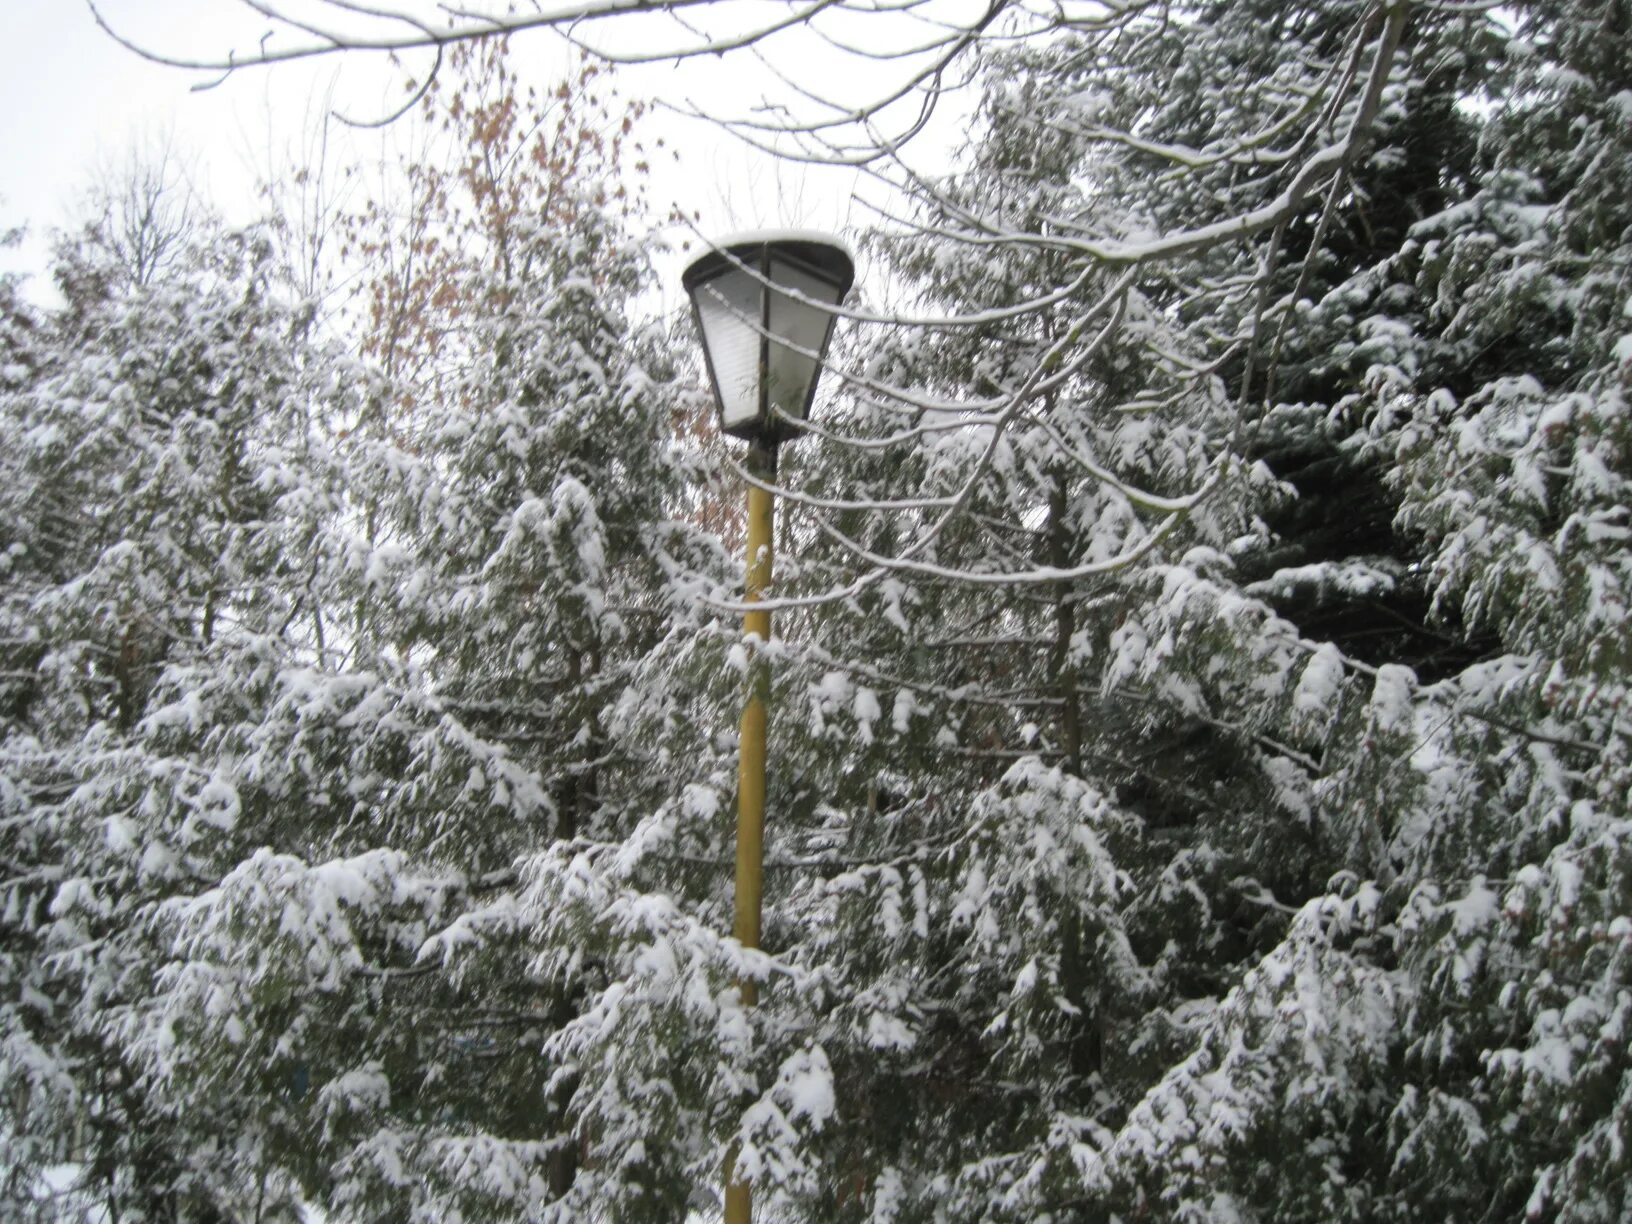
0,0,950,309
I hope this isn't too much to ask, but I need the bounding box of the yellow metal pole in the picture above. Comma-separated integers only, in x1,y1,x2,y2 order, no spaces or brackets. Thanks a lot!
725,440,776,1224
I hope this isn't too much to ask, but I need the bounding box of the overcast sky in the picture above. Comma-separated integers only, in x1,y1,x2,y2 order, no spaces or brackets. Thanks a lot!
2,0,886,306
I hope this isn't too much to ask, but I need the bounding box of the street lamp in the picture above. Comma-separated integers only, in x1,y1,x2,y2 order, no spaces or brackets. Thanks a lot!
682,231,854,1224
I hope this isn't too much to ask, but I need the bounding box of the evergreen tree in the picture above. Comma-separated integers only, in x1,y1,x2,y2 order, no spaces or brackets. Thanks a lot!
760,1,1632,1218
84,47,696,1221
0,181,355,1217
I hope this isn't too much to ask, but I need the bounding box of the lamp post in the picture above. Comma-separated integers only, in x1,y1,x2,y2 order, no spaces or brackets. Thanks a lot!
682,232,855,1224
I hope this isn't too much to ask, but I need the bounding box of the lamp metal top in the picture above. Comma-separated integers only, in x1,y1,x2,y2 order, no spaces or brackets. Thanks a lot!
682,231,855,296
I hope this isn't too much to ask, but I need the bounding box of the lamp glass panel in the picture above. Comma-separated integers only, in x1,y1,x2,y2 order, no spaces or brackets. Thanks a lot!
692,268,764,432
765,256,843,425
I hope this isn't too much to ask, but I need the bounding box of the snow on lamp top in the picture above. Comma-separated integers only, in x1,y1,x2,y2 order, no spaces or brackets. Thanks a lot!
683,232,855,445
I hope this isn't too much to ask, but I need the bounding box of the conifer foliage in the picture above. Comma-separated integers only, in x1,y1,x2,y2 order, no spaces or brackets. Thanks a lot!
1,46,689,1222
750,1,1632,1218
4,0,1631,1219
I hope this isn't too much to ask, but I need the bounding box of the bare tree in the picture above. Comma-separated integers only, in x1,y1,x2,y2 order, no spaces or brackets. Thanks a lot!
64,132,206,292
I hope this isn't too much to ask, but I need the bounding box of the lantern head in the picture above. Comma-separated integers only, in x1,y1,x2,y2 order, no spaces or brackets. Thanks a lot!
683,231,855,446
